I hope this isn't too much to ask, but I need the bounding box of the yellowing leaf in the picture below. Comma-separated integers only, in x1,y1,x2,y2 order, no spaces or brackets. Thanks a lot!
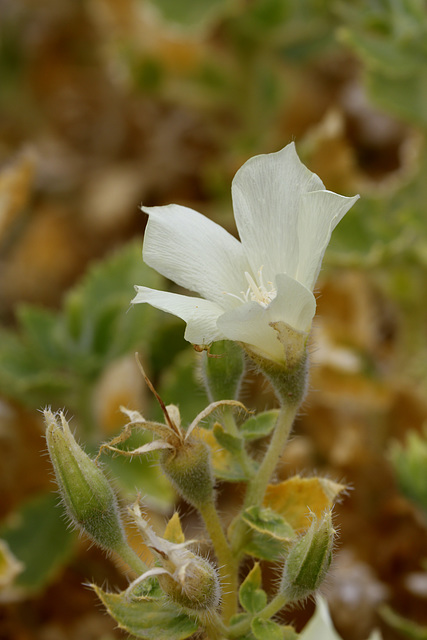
199,428,250,481
264,476,346,531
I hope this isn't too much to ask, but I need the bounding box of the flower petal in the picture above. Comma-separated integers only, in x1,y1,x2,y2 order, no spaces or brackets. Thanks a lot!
231,142,325,282
296,190,360,290
217,274,316,362
269,273,316,333
217,302,281,362
142,204,250,305
132,286,224,346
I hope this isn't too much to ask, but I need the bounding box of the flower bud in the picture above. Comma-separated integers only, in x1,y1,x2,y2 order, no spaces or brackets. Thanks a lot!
129,504,220,612
160,437,214,510
280,512,334,602
44,409,125,552
158,553,220,612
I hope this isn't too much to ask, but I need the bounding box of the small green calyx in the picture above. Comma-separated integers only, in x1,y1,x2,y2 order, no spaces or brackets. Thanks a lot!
280,511,334,602
241,324,309,406
44,409,125,552
160,436,214,510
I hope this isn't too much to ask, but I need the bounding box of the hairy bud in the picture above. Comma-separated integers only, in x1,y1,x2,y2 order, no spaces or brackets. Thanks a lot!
160,437,214,510
45,409,125,552
280,512,334,602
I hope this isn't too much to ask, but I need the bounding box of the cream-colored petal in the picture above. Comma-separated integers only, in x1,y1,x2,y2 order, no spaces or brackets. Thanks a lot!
217,301,282,362
296,190,360,290
142,204,250,304
269,273,316,333
132,286,225,346
231,142,325,282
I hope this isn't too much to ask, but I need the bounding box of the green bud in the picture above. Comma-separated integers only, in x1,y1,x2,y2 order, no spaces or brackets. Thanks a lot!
44,409,125,552
202,340,245,402
280,512,334,602
160,437,214,510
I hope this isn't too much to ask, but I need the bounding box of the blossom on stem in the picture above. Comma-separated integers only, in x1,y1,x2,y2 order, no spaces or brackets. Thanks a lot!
132,143,359,366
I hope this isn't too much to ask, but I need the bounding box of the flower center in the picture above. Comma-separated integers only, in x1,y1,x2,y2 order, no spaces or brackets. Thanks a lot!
224,267,277,308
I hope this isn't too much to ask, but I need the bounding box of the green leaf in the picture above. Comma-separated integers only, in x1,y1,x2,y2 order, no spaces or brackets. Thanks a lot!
93,584,199,639
240,410,279,441
200,428,252,482
251,617,286,640
0,492,76,594
213,422,244,455
0,241,164,410
239,506,295,561
239,563,267,614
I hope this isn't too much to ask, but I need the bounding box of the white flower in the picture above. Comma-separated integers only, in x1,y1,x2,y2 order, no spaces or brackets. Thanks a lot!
132,143,359,365
299,596,382,640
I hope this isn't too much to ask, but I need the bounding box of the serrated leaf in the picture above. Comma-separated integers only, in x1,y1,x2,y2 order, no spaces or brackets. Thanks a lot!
239,506,295,561
0,492,76,594
239,563,267,614
240,410,279,441
93,584,199,639
264,476,345,531
251,617,286,640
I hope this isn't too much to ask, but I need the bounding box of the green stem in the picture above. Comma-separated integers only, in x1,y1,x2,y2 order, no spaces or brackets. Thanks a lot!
227,593,288,639
115,541,148,576
200,612,229,640
199,499,238,623
231,403,298,554
245,403,298,507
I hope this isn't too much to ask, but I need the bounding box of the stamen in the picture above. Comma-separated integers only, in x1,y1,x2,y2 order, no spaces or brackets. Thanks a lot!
223,266,277,308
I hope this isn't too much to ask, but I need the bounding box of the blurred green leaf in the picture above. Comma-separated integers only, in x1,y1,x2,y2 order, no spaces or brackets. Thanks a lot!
338,0,427,127
0,241,163,412
0,492,76,594
148,0,227,28
389,429,427,515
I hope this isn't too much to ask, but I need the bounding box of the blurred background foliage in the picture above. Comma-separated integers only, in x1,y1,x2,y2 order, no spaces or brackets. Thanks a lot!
1,0,427,638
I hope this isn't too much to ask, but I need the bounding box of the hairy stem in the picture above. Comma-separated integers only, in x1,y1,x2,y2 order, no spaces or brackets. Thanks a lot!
227,593,288,638
245,403,298,506
199,499,238,623
231,403,298,555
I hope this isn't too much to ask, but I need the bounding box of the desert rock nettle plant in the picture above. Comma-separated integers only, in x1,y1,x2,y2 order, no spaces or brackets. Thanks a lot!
45,143,372,640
